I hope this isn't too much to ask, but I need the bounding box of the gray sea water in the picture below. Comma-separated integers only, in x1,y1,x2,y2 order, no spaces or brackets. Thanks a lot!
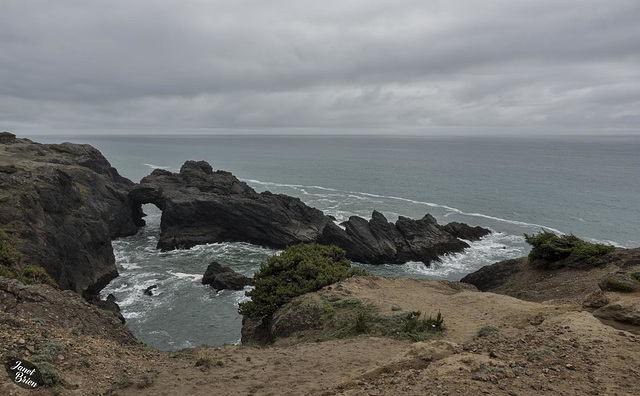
30,134,640,350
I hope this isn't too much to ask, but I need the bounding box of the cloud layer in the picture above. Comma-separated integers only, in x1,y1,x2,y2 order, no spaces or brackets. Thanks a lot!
2,0,639,134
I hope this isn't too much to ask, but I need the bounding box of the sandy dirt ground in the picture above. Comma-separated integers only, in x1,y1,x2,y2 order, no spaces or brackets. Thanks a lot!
2,274,640,396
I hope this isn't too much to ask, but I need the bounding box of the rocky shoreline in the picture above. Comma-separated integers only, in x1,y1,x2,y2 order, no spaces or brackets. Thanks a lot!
2,133,640,395
1,133,489,298
129,159,490,265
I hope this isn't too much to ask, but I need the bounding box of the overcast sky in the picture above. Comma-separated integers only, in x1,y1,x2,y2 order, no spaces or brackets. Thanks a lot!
2,0,639,135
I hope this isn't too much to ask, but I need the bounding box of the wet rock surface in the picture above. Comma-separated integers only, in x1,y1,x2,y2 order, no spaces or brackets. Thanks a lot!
201,262,252,291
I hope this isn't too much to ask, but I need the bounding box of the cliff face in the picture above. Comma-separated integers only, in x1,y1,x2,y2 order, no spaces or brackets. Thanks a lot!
0,133,142,297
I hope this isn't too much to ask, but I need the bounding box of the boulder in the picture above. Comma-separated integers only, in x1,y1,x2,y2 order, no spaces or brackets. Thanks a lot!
143,284,158,296
202,262,252,291
440,221,492,241
582,290,612,309
599,272,640,293
593,299,640,325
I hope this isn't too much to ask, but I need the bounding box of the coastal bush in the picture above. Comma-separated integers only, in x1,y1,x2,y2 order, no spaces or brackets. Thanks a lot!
320,300,444,342
0,230,58,288
49,144,79,156
195,357,212,368
34,340,66,363
34,361,60,386
477,325,500,338
22,266,59,289
524,232,615,269
238,244,366,317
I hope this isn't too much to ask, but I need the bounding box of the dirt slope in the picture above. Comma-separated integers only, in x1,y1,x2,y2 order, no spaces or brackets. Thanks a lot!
3,275,639,395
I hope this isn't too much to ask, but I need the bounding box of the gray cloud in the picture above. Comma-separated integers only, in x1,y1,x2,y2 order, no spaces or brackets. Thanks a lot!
1,0,639,134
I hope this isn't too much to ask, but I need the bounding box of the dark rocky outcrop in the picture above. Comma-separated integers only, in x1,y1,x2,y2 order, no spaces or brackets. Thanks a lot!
130,161,490,265
0,135,142,297
202,262,252,291
440,221,492,241
320,211,490,264
460,258,526,291
130,161,331,251
88,293,126,324
143,285,158,296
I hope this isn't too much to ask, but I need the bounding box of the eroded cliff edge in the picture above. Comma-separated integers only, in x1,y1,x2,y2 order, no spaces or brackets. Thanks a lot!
0,132,143,297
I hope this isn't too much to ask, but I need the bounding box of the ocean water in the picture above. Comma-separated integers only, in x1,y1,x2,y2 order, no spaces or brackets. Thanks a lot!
29,134,640,349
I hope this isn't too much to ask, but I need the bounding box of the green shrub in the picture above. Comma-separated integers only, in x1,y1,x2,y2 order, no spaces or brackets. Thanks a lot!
238,244,366,317
34,361,60,386
0,230,58,288
398,311,444,342
524,232,615,269
34,340,66,363
0,230,22,273
195,358,211,368
49,144,79,156
527,349,554,361
22,266,58,289
477,326,500,338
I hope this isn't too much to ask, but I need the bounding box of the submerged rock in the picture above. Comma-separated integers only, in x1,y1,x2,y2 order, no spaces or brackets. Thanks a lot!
202,262,252,291
143,284,158,296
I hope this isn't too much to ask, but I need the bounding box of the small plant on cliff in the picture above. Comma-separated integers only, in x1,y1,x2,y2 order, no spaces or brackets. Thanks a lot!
238,244,366,317
0,230,58,288
524,232,615,269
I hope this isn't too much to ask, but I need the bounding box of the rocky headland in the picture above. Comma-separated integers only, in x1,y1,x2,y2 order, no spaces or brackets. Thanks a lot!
0,132,142,298
129,159,490,264
1,133,489,303
2,133,640,395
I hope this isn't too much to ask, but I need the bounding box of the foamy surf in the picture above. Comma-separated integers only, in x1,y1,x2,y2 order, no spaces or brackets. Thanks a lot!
244,178,567,236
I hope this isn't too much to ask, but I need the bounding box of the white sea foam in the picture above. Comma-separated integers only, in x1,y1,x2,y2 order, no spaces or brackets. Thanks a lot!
142,163,172,170
241,178,567,235
168,271,202,280
585,238,626,248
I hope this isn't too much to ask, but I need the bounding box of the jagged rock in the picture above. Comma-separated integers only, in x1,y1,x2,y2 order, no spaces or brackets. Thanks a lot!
0,136,142,297
88,294,126,324
320,211,486,264
0,131,17,144
440,221,492,241
202,262,252,291
143,285,158,296
460,258,526,291
130,160,490,265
